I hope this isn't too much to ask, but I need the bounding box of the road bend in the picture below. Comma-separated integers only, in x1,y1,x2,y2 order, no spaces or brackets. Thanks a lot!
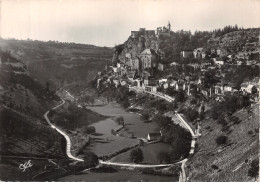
44,99,84,162
129,86,197,182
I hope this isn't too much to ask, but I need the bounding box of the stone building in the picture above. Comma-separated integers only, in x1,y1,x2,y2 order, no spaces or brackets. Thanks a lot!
181,50,193,58
139,49,158,70
131,28,156,38
157,22,171,36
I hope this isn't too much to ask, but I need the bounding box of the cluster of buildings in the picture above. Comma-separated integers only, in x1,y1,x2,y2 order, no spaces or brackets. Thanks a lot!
131,77,259,103
108,50,259,100
131,22,171,39
180,47,224,59
103,26,259,104
103,65,259,102
111,48,159,78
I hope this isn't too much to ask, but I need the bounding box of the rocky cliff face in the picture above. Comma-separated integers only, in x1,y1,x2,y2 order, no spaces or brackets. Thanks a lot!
113,34,159,64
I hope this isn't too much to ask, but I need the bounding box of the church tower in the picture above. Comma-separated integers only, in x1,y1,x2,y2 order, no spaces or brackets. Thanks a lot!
168,21,171,31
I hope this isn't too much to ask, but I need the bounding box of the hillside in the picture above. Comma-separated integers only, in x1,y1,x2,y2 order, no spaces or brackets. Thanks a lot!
0,51,67,180
207,28,260,59
0,39,113,88
95,26,259,181
187,102,259,181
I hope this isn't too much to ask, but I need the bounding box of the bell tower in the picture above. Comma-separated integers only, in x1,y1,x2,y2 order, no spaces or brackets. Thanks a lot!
168,21,171,31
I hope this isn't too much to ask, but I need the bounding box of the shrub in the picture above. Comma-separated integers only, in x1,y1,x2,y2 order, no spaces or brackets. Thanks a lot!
175,90,185,103
217,118,228,126
215,135,228,145
130,148,144,163
121,98,130,109
165,87,176,97
152,115,172,129
154,100,168,113
230,116,239,124
247,130,254,135
141,112,150,121
248,158,259,179
81,126,96,135
70,151,98,173
48,109,56,117
115,116,124,125
83,151,99,167
211,164,219,170
190,99,197,105
185,109,199,122
111,129,116,135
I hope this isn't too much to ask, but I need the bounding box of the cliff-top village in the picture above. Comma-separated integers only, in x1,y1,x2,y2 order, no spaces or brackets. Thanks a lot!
97,23,259,102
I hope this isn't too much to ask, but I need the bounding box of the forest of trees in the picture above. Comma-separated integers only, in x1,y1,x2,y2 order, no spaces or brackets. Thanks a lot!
212,25,242,37
153,115,191,163
158,25,244,63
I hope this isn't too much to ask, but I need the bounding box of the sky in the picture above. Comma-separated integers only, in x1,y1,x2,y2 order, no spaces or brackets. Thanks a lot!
1,0,259,47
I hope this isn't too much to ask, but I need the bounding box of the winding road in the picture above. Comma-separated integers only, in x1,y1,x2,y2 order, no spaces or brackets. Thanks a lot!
129,86,198,182
44,99,84,162
44,88,196,181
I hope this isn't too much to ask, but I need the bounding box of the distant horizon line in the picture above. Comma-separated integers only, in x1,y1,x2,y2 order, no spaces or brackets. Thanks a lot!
1,25,259,48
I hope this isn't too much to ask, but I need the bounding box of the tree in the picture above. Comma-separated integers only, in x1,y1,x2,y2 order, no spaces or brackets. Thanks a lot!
46,81,50,91
83,151,99,168
130,148,144,163
165,87,176,96
121,98,130,109
203,70,218,89
183,108,199,123
215,135,228,145
90,98,95,105
152,115,172,129
157,86,164,93
115,116,124,126
248,158,259,180
111,129,116,135
175,90,185,103
154,100,168,113
141,112,150,121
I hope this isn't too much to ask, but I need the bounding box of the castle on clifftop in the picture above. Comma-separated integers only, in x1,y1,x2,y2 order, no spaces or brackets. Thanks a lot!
131,22,171,38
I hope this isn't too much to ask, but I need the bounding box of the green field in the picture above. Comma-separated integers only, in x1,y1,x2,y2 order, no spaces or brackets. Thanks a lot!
88,134,139,158
111,143,173,164
86,103,163,159
88,104,160,138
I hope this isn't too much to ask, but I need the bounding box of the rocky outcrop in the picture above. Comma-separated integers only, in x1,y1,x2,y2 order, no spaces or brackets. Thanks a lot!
112,34,159,64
